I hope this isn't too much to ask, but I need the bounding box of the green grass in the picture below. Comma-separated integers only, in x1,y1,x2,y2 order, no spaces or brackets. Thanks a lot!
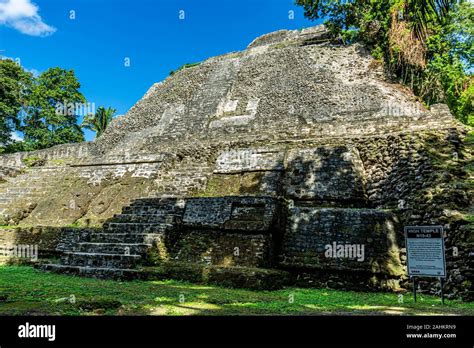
0,266,472,316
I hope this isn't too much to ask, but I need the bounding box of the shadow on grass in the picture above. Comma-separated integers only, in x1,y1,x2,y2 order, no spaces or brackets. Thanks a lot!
0,266,472,316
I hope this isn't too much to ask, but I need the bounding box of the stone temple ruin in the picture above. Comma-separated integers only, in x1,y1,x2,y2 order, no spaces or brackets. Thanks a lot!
0,26,471,300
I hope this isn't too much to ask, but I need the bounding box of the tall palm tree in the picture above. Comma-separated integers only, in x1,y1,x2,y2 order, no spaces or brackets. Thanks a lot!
82,106,116,138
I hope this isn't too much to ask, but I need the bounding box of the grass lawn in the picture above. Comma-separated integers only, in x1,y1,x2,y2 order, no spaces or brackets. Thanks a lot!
0,266,472,316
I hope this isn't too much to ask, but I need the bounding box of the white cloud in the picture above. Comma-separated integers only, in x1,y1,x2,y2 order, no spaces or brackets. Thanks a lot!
0,0,56,37
25,67,39,76
10,132,23,141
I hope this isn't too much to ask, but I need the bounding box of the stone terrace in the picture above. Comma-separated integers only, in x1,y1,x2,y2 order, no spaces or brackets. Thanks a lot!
0,26,471,299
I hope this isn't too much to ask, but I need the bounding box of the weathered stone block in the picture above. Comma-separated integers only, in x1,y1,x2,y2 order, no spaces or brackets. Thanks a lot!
0,226,69,262
214,148,284,173
280,206,404,277
183,196,278,231
165,230,272,268
203,171,282,197
284,146,366,202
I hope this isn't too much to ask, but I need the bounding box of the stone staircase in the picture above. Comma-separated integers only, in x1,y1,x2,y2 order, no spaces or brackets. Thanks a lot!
42,198,185,279
0,167,67,224
41,196,291,289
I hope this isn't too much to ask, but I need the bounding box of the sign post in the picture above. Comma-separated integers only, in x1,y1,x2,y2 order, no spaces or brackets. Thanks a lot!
404,226,446,304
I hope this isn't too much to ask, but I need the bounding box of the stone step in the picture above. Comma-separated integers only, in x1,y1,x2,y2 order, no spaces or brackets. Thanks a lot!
121,204,183,215
161,171,208,177
11,178,53,183
155,178,207,185
157,175,206,181
154,185,205,192
6,187,39,193
103,222,174,233
11,176,42,181
147,192,187,198
122,206,184,216
10,177,54,182
0,188,49,193
76,242,151,255
0,192,43,199
0,200,38,209
109,214,179,224
5,187,52,193
61,251,142,268
39,264,145,280
89,232,163,244
128,197,185,208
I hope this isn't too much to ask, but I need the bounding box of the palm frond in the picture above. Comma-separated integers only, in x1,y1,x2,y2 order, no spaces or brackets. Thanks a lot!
81,106,116,138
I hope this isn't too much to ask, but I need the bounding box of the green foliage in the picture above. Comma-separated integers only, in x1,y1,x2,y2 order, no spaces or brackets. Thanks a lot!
169,62,201,76
295,0,473,125
82,106,116,138
0,61,111,153
0,59,32,149
22,68,86,150
459,82,473,126
0,266,472,315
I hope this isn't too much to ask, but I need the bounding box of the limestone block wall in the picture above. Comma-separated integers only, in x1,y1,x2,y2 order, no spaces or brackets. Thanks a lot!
0,151,184,227
166,197,281,268
214,149,284,173
0,142,91,168
72,153,174,185
204,145,368,202
280,207,403,276
166,231,272,268
74,161,167,186
284,146,366,204
192,126,471,298
0,226,65,262
55,228,95,253
0,126,467,298
354,128,472,299
125,196,407,286
183,196,278,231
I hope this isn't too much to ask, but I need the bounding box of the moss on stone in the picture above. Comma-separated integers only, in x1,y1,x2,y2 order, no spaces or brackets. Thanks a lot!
22,156,46,167
196,175,241,197
196,172,267,197
48,158,74,166
169,62,201,76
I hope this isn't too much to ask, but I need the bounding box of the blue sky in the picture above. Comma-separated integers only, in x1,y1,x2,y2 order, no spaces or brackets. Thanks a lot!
0,0,319,141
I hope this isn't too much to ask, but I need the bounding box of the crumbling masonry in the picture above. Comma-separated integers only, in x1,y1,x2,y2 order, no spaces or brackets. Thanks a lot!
0,26,471,300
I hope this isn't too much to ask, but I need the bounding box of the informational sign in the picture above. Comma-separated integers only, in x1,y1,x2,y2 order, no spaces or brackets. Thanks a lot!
405,226,446,278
